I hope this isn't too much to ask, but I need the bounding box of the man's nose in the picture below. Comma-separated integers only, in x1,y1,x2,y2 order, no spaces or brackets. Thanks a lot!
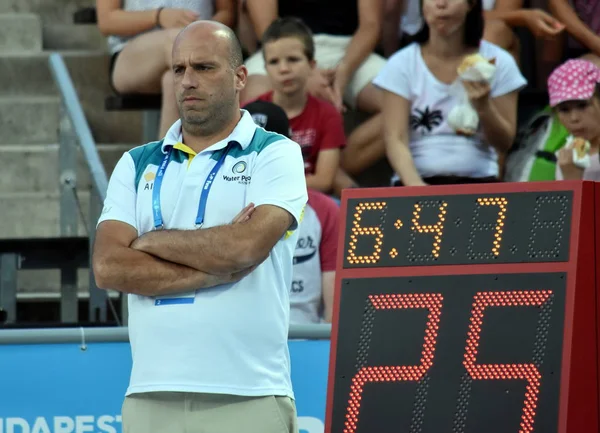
181,67,198,88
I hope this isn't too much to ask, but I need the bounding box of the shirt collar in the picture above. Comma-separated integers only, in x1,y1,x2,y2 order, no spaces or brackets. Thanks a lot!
161,110,258,154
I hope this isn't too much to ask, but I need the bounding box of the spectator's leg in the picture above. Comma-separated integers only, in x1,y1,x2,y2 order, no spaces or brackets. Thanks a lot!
341,55,387,176
483,19,521,63
580,53,600,68
237,0,258,56
111,28,180,94
341,111,385,176
111,28,181,139
333,168,359,197
240,51,272,103
159,70,178,138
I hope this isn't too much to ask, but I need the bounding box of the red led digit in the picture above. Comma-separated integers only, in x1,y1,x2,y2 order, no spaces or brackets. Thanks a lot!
344,293,443,433
463,290,552,433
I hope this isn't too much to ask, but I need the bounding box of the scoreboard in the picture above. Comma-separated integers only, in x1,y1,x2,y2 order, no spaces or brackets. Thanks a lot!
325,181,598,433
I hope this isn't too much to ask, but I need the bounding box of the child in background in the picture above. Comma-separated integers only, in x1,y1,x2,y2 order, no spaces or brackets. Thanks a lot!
245,100,339,324
548,59,600,180
244,17,349,194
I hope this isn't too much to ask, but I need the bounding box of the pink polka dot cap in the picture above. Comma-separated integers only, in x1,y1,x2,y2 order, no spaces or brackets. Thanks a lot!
547,59,600,107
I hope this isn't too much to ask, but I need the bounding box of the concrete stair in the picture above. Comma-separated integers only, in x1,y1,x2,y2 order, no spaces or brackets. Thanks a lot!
0,143,131,193
44,24,106,50
0,5,144,296
0,0,95,25
0,14,42,54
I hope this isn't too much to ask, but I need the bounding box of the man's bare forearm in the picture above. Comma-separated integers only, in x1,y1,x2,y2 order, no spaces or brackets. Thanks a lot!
93,245,214,296
132,224,254,275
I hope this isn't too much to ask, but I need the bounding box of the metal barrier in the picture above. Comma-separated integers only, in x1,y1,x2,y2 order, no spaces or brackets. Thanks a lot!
48,53,115,323
0,324,331,344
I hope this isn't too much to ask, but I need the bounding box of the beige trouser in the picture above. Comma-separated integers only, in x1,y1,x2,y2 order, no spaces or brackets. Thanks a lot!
122,392,298,433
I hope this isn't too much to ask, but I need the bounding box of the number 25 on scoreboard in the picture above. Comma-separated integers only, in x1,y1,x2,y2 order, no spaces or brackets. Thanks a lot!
343,290,550,433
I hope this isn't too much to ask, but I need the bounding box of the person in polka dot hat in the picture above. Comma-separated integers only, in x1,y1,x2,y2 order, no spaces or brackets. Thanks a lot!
548,58,600,180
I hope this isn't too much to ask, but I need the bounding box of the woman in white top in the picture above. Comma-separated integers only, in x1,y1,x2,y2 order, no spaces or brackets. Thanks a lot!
374,0,527,186
549,59,600,181
383,0,564,59
96,0,235,138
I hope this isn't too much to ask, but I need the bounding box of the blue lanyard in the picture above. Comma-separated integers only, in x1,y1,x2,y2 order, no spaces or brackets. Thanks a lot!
152,143,231,230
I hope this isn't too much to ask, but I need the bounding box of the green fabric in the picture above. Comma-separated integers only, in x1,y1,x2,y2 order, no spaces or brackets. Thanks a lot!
129,129,287,189
129,140,165,191
527,107,570,181
211,129,286,161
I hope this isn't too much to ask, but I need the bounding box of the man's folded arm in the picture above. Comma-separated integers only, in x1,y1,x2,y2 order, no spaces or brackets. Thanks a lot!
131,204,294,275
92,220,224,295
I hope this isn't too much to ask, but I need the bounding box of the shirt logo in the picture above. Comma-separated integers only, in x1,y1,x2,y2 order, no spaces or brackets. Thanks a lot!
232,161,247,174
223,161,250,184
144,171,156,191
144,172,156,182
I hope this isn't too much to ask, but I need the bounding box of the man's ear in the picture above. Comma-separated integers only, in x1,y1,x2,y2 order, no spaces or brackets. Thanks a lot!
235,65,248,92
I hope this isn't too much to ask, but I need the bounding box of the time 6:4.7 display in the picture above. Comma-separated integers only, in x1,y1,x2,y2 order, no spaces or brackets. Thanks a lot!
343,192,572,268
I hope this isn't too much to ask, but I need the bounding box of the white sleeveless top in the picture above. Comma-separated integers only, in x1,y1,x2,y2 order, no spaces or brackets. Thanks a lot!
107,0,214,54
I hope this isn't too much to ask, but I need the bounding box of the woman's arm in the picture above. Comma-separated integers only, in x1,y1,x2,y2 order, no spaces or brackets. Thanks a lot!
96,0,199,36
549,0,600,55
382,90,426,186
478,91,519,153
96,0,159,36
464,80,518,153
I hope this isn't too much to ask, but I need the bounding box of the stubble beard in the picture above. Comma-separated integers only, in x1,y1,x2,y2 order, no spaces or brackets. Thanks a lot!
179,93,237,137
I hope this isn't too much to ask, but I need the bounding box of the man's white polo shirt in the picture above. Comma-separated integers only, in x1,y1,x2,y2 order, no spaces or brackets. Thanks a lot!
98,111,308,398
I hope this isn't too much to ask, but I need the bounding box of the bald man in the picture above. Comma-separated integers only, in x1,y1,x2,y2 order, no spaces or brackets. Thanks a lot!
93,21,307,433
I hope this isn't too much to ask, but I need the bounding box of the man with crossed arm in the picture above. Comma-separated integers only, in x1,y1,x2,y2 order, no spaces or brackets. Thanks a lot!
92,20,307,433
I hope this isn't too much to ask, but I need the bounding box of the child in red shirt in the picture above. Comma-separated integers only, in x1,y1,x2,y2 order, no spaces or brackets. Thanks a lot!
245,17,347,193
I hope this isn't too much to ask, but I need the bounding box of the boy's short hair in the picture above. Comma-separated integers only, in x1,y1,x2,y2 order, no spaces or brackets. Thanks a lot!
261,17,315,61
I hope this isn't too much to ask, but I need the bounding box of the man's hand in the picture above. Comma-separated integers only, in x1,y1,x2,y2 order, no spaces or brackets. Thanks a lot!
231,203,256,224
522,9,565,38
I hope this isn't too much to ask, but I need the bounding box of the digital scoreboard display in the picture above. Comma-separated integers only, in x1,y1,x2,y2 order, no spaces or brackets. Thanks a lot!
325,181,599,433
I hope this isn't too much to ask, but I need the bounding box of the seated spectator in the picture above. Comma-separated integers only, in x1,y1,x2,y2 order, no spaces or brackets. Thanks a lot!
242,0,388,178
245,101,339,324
549,0,600,67
244,99,292,137
549,59,600,180
375,0,526,186
384,0,564,61
96,0,235,138
290,188,339,324
244,18,347,194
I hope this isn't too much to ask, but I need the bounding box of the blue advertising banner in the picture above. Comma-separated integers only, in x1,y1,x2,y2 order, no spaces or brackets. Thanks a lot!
0,340,330,433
